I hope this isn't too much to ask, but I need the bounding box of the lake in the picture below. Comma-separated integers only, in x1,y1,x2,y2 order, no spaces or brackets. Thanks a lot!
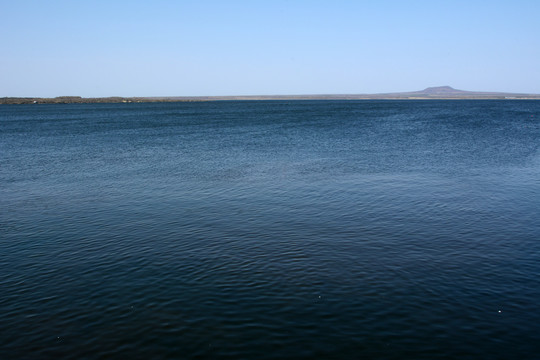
1,100,539,359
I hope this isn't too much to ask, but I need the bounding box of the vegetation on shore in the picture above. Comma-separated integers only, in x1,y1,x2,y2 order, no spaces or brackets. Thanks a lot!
0,96,205,105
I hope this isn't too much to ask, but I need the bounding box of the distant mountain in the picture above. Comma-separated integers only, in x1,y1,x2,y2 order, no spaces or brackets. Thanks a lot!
418,86,471,95
2,86,540,104
363,86,538,99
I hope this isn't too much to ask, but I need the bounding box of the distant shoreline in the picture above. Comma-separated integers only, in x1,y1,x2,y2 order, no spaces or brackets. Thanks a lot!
0,96,207,105
2,96,540,105
3,87,540,104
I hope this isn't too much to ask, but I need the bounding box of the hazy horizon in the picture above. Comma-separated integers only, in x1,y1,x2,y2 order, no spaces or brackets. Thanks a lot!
2,1,540,97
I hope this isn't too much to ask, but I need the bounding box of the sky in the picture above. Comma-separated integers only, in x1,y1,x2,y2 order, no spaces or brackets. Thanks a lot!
2,0,540,97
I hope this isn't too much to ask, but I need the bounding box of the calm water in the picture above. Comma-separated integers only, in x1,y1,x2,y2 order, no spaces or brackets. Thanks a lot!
1,100,539,359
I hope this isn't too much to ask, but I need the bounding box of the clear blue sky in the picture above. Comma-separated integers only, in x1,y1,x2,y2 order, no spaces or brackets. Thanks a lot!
2,0,539,97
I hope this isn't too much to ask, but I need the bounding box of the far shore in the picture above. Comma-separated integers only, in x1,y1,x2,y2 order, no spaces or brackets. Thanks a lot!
3,87,540,104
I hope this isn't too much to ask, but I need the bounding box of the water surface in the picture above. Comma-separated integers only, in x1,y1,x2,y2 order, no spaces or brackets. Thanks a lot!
1,100,539,359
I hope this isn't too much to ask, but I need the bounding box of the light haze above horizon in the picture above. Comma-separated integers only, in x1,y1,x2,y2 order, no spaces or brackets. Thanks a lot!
2,0,540,97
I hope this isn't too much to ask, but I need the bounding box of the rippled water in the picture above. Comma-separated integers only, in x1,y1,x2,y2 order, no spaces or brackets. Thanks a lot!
1,101,539,359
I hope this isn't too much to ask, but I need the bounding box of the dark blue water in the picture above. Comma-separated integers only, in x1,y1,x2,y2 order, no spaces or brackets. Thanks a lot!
1,101,539,359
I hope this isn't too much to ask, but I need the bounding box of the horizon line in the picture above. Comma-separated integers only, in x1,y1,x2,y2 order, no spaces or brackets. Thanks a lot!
3,86,540,102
